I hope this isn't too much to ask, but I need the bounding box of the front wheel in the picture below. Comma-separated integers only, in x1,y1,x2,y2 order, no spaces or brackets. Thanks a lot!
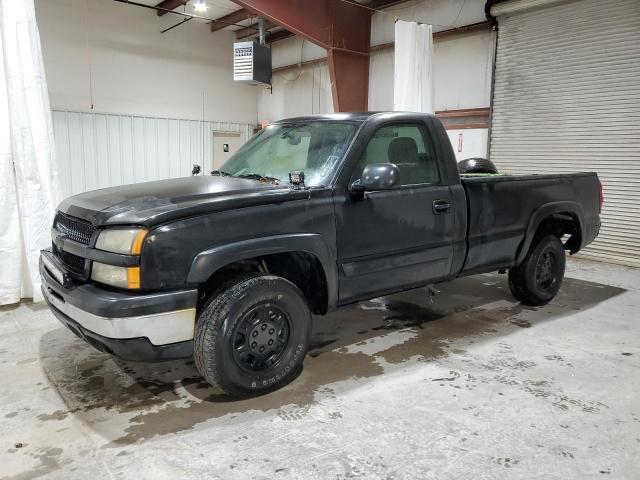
508,234,566,306
194,275,311,397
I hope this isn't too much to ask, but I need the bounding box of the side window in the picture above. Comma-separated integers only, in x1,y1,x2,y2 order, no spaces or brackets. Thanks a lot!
359,123,440,186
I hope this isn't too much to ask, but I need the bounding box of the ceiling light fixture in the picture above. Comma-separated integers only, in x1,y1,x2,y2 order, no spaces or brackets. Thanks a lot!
193,1,208,12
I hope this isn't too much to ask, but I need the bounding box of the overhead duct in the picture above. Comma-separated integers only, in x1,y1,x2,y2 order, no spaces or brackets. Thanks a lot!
258,17,266,45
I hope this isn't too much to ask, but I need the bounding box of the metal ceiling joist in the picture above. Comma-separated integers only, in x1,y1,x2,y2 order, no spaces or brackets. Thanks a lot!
155,0,187,16
235,19,275,39
265,29,294,43
210,8,251,32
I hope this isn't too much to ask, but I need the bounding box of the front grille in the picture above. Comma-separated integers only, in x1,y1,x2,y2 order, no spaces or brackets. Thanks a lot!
53,244,86,274
55,213,95,245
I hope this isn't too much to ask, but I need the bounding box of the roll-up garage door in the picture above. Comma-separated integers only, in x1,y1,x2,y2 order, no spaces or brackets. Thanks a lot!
489,0,640,267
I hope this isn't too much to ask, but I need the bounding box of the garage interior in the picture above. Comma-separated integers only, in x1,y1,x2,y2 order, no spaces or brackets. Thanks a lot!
1,0,639,478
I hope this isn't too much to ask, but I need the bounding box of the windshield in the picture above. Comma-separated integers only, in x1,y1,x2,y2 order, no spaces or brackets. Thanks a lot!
219,121,358,187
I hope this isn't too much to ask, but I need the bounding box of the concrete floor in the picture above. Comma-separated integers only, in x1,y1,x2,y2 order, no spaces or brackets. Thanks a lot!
1,258,639,480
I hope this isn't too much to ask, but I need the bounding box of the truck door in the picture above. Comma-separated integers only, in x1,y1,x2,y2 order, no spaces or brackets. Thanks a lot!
335,122,456,304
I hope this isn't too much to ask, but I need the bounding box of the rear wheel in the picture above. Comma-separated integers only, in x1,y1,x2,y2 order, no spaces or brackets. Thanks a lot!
508,234,566,306
194,275,311,397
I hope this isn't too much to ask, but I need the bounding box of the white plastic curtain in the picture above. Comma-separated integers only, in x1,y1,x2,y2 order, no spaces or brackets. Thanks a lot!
0,0,59,305
393,20,434,113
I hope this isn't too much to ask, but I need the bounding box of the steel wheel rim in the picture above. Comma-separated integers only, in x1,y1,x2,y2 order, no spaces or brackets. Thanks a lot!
535,250,557,291
232,303,290,372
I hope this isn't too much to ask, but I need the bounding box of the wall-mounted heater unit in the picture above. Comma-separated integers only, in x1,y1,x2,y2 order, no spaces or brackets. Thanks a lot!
233,41,272,85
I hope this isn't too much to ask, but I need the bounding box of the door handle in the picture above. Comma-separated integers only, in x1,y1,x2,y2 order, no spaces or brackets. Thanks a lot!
432,200,452,214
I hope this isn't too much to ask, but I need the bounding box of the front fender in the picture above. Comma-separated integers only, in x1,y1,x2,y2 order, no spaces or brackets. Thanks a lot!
515,201,585,265
186,233,338,309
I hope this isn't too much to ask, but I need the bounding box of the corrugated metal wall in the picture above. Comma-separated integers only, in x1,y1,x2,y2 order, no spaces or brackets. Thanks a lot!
52,110,253,199
490,0,640,267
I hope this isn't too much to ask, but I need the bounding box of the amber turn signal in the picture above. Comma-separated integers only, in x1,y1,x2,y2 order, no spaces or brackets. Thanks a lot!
127,267,141,289
131,229,148,255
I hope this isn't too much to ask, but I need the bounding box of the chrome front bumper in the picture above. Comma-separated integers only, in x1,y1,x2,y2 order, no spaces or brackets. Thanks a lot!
42,286,196,345
40,249,198,361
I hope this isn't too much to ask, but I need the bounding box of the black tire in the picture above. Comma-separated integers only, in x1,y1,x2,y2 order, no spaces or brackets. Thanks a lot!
194,275,311,397
508,234,566,306
458,157,498,174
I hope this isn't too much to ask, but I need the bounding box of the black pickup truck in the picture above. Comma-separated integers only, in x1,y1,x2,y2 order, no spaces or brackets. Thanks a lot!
40,112,602,396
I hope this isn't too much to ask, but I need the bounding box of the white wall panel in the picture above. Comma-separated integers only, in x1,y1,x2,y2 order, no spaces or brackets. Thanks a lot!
52,112,72,197
446,129,489,161
271,37,327,68
258,64,333,122
67,113,85,194
368,49,395,112
52,110,252,199
79,114,95,191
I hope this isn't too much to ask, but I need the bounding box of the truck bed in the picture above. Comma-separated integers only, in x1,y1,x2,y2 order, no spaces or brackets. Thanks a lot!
460,172,601,275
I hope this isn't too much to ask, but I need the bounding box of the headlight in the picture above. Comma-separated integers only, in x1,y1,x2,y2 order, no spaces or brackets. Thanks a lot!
92,228,146,289
91,262,140,289
95,228,147,255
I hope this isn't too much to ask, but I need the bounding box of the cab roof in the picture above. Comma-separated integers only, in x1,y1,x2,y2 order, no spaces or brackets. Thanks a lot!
272,112,437,124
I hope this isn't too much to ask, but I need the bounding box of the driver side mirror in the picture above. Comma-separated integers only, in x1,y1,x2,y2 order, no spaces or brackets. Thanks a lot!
350,163,399,193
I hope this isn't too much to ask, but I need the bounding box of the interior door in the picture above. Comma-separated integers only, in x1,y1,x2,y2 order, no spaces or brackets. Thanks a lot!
212,132,243,170
335,122,456,304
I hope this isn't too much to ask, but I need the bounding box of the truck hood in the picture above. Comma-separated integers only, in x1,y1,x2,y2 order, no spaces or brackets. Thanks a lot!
58,176,308,226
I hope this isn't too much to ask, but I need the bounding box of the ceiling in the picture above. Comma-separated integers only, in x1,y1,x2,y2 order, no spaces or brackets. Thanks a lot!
143,0,378,31
135,0,252,30
138,0,241,19
123,0,391,39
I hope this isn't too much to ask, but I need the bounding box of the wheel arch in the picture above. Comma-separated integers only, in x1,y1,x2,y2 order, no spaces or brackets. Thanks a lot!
515,201,585,266
187,233,337,314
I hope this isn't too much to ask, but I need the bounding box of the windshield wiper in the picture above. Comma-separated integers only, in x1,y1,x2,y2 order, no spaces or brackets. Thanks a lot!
214,169,281,184
210,170,233,177
236,173,281,184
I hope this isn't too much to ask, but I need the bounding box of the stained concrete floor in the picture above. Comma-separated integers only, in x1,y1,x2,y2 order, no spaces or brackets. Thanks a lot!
1,258,639,480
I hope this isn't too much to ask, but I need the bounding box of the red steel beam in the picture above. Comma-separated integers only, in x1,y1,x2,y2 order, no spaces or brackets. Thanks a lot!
231,1,333,49
155,0,187,16
232,0,371,112
327,50,369,112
